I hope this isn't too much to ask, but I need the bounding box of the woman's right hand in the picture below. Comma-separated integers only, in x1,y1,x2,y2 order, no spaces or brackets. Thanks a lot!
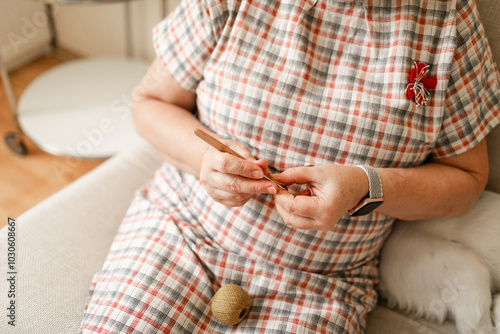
199,138,278,207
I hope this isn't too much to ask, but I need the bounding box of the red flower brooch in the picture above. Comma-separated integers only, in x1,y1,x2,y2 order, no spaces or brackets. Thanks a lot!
406,62,437,106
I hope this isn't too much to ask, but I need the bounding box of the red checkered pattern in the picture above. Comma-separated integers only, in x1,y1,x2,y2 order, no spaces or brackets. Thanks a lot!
81,0,500,333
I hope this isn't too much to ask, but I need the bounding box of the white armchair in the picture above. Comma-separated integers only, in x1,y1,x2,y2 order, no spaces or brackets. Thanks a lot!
1,0,499,332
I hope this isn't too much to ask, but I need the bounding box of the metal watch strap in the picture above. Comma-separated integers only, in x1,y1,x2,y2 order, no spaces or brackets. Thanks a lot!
355,165,383,199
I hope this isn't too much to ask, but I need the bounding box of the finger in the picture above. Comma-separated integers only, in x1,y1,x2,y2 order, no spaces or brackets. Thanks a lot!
272,166,319,186
274,198,317,230
225,142,270,176
227,141,257,161
210,150,265,179
209,188,252,207
211,172,278,195
274,190,323,218
254,159,269,173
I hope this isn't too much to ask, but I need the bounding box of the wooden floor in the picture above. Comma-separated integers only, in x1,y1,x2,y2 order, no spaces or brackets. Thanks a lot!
0,55,104,229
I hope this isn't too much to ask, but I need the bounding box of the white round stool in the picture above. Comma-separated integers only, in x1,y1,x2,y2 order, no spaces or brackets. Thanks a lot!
18,57,148,158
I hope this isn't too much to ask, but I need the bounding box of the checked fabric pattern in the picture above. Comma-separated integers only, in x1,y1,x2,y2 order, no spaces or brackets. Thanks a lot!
81,0,500,333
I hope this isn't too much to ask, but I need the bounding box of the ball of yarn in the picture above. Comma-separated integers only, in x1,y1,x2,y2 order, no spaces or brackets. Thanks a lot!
211,284,251,326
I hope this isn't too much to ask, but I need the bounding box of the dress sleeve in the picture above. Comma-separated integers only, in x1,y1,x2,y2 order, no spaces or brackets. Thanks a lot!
152,0,223,92
433,0,500,159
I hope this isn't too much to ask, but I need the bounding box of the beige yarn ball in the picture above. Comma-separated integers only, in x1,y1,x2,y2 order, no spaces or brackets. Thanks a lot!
211,284,251,325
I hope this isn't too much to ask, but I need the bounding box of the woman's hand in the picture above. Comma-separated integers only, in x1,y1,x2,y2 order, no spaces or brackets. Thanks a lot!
272,165,369,230
199,138,279,207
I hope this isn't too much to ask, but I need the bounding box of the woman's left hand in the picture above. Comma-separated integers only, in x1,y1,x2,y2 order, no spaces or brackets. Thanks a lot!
272,165,370,231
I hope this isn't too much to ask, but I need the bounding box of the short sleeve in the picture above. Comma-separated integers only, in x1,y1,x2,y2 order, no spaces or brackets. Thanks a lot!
433,0,500,159
153,0,223,92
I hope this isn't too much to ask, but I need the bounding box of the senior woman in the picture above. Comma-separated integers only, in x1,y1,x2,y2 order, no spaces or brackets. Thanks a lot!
81,0,500,333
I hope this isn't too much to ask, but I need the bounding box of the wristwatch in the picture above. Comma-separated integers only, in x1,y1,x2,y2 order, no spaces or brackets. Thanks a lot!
348,165,384,216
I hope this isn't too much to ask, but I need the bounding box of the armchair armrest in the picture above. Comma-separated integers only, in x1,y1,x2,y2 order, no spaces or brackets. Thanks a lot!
0,140,162,334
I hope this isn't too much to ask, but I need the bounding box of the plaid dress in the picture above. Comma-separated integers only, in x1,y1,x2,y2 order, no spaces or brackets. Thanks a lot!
81,0,500,333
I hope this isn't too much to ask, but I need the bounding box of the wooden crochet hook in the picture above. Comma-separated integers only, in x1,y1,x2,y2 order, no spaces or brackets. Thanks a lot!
194,129,287,190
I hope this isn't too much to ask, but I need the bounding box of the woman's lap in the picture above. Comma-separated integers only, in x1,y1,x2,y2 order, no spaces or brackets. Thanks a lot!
80,188,374,334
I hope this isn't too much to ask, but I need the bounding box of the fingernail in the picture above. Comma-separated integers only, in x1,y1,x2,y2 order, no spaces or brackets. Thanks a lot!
253,170,263,179
267,187,277,195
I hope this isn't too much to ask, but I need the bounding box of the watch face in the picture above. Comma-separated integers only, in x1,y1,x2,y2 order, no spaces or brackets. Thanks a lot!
349,198,384,217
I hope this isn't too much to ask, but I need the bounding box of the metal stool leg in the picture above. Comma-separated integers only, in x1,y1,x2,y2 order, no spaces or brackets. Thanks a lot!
0,52,27,155
45,4,57,52
124,2,133,58
0,4,57,155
